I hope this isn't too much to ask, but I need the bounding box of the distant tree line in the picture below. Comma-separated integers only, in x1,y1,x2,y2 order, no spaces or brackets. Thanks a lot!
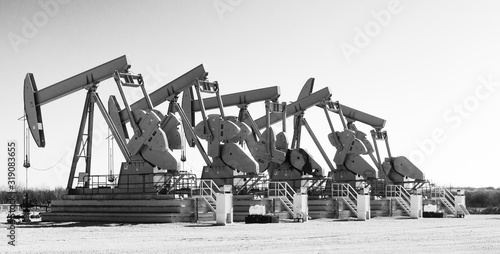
0,187,65,205
465,189,500,214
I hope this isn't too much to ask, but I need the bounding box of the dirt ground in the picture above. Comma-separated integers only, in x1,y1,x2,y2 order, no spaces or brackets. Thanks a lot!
2,215,500,253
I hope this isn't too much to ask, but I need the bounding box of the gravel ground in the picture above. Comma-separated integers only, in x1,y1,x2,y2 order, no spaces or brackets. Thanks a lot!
2,215,500,253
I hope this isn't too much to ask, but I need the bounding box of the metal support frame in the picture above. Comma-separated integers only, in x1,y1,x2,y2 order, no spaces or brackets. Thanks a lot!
371,129,392,167
383,131,393,158
290,110,336,173
273,101,287,133
182,78,226,165
301,118,336,172
323,100,348,130
67,86,96,189
265,100,272,159
321,101,342,151
291,114,302,149
322,101,336,134
371,130,383,171
194,80,212,140
238,106,262,140
93,93,131,161
264,100,286,160
67,83,137,190
193,79,224,142
113,71,154,136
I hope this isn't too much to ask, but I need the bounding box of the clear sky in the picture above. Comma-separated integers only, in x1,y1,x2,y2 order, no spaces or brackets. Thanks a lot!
1,0,500,189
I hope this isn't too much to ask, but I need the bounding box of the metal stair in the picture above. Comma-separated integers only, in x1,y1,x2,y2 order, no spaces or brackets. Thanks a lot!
431,187,456,215
430,187,470,217
386,185,411,216
394,197,411,215
201,196,217,213
269,182,311,220
342,197,358,216
440,198,455,214
458,204,470,215
331,183,358,217
443,188,457,214
278,197,295,215
192,180,220,213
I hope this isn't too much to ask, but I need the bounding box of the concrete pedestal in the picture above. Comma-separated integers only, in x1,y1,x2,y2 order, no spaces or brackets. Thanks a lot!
216,185,233,225
455,189,466,217
357,195,370,221
411,195,423,219
293,189,308,222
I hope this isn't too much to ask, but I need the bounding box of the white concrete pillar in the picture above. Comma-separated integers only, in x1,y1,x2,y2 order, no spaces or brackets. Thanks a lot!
216,185,233,225
357,194,370,221
455,189,466,217
411,194,423,219
293,187,308,222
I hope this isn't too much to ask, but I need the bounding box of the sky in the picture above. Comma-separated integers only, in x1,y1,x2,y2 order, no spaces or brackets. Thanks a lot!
1,0,500,189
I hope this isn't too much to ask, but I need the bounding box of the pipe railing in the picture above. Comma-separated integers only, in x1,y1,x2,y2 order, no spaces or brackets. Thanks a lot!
70,172,197,195
386,185,410,204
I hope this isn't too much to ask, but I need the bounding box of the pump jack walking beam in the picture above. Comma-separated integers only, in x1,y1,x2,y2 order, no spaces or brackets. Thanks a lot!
116,64,208,124
253,86,332,129
335,104,386,130
183,86,281,123
24,55,130,147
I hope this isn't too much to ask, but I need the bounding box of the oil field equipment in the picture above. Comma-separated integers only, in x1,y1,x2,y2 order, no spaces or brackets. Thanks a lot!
22,56,466,222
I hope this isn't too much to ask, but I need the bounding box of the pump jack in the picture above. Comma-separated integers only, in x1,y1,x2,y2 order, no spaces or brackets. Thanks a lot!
295,77,426,190
318,99,379,188
24,56,208,194
330,103,424,187
180,79,332,189
274,78,425,192
181,84,285,186
251,80,333,189
23,56,432,224
107,64,208,193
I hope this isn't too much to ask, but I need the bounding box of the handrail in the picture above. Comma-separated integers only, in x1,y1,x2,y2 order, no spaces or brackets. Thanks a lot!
430,187,456,206
268,182,296,201
386,185,410,204
386,185,412,215
268,182,311,219
70,172,195,195
192,179,220,199
443,188,455,205
331,183,358,203
346,184,358,203
430,187,456,214
430,187,442,198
